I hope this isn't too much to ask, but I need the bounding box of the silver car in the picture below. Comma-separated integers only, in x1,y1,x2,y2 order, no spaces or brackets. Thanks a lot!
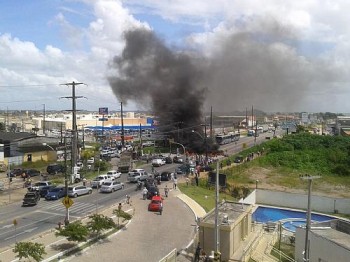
67,186,92,198
100,181,124,193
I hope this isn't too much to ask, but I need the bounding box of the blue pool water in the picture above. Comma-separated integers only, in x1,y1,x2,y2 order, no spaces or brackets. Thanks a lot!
253,206,334,224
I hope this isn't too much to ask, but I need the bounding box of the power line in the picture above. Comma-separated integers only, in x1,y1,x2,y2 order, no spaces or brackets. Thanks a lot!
0,84,59,88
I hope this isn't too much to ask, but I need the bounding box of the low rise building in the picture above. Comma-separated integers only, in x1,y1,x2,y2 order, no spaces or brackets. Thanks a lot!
198,201,254,260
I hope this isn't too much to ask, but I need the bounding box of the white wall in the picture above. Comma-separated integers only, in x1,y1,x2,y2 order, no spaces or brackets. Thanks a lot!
295,227,350,262
256,189,350,215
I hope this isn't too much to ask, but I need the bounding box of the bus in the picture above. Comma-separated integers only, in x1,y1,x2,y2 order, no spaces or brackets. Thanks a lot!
215,132,240,145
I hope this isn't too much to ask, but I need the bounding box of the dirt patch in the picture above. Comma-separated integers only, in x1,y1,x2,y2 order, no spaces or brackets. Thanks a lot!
245,166,350,198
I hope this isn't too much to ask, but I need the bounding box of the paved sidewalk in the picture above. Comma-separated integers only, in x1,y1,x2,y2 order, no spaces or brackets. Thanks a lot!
0,181,207,262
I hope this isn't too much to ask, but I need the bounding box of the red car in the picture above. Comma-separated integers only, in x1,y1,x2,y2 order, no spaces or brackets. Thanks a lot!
148,195,163,215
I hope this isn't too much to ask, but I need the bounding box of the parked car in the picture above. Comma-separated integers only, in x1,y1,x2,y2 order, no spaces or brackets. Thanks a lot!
39,185,56,198
164,157,173,164
67,186,92,198
87,157,95,164
29,181,53,191
22,191,40,206
152,158,165,167
147,186,160,200
127,169,149,183
148,195,163,214
173,156,184,163
7,167,24,177
234,156,244,163
100,181,124,193
155,171,171,181
47,164,65,175
24,169,41,177
199,165,214,172
45,186,66,200
91,175,110,188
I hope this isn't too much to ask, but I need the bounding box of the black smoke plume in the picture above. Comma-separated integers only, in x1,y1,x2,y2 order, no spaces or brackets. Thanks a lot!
108,28,215,153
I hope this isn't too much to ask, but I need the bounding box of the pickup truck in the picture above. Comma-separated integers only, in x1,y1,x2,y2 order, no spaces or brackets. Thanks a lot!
22,191,40,206
29,181,53,191
127,170,149,183
91,175,110,188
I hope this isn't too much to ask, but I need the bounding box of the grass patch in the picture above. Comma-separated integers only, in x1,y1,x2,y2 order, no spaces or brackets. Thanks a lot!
271,242,295,261
178,183,235,212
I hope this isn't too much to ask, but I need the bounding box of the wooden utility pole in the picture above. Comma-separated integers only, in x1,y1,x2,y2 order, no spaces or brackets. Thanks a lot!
61,81,84,175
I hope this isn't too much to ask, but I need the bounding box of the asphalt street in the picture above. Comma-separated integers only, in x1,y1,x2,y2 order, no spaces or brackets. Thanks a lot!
65,184,197,262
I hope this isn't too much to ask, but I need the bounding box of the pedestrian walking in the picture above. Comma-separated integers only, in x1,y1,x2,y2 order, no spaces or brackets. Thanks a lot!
186,177,189,186
194,242,201,262
126,194,130,204
142,187,148,200
173,177,177,189
164,185,169,197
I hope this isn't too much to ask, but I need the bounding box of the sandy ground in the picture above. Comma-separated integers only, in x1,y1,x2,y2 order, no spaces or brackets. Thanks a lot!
241,166,350,198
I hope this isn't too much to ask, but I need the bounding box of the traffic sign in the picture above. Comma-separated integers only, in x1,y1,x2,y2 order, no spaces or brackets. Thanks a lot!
62,196,74,208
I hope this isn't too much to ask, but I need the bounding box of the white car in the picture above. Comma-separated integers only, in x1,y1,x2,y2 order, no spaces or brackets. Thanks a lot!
107,170,121,179
152,158,165,167
91,175,110,188
87,157,95,164
100,181,124,193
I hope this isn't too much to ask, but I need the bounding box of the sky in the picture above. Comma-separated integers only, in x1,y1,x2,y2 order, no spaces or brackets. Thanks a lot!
1,0,350,113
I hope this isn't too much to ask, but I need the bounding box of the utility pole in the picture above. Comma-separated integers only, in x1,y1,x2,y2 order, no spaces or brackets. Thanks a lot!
210,106,213,140
251,105,254,130
120,102,125,148
214,161,220,259
61,81,84,177
64,136,69,225
42,104,46,136
300,175,321,262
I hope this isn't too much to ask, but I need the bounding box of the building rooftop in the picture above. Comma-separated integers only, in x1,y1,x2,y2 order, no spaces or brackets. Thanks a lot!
312,227,350,251
201,201,252,225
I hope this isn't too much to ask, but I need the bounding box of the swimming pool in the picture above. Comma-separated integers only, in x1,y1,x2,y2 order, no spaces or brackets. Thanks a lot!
252,206,335,232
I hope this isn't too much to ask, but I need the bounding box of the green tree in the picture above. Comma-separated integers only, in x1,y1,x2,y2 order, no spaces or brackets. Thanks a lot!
113,207,132,227
55,221,89,242
87,214,116,237
13,242,46,262
296,125,307,133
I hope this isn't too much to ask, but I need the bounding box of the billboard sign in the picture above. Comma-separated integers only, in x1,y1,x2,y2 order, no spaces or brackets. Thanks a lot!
99,107,108,115
208,172,227,188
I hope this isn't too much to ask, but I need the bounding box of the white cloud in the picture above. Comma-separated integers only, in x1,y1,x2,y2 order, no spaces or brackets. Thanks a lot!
1,0,350,112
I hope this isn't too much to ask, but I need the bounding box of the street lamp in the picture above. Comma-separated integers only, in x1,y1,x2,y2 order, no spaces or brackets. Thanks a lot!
169,141,187,162
300,174,321,262
42,143,55,151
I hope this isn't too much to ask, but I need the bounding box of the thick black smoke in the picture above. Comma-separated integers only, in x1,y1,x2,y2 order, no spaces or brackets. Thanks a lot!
108,20,337,153
108,28,215,153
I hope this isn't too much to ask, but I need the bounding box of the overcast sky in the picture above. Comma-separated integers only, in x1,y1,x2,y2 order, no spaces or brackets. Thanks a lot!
1,0,350,113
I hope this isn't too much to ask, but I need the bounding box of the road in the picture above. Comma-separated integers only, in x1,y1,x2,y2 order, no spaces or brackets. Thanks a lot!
0,161,181,249
0,130,283,249
219,130,281,156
